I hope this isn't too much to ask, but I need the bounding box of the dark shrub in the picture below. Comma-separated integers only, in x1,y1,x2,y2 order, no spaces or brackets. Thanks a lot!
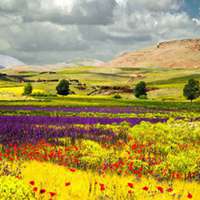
113,94,122,99
134,81,147,98
183,79,200,102
56,79,70,96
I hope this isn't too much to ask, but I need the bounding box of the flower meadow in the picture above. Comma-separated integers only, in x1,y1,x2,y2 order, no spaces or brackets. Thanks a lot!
0,106,199,199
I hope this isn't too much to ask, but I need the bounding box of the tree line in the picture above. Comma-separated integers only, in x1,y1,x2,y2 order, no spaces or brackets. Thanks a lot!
133,79,200,102
23,78,200,102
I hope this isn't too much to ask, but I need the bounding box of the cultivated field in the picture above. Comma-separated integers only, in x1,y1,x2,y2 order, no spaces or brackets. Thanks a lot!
0,66,200,199
1,66,200,101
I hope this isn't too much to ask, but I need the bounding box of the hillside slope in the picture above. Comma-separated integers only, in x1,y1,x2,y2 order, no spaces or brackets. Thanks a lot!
107,39,200,68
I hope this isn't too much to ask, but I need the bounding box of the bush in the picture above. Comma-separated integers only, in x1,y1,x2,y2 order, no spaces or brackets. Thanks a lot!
113,94,122,99
56,79,70,96
138,95,148,99
134,81,147,98
31,92,56,97
0,176,35,200
79,140,115,168
23,83,32,95
166,151,198,175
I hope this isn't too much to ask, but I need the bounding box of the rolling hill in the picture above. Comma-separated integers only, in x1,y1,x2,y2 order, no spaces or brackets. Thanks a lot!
107,38,200,69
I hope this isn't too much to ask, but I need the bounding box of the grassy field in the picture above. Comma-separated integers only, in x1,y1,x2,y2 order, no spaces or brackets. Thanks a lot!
1,96,200,112
1,66,200,102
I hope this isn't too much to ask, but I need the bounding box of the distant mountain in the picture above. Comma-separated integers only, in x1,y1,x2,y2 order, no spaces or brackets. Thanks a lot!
12,58,105,72
0,55,25,68
107,38,200,69
65,58,105,67
0,65,5,69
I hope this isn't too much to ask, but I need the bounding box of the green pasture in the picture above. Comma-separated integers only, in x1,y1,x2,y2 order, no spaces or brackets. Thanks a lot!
1,96,200,112
1,65,200,104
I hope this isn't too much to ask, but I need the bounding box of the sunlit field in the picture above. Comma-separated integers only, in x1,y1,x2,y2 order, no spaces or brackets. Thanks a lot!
2,66,200,101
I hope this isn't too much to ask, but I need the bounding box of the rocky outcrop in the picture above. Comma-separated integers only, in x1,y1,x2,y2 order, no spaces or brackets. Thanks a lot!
107,38,200,69
157,39,200,51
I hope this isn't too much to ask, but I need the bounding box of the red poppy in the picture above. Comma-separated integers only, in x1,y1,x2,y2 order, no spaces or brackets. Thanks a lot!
138,173,142,178
40,189,46,194
33,187,38,192
166,188,173,192
137,149,142,153
157,186,164,193
131,144,137,150
128,182,134,188
49,192,57,197
117,169,122,174
74,146,79,151
99,183,106,191
29,180,35,186
139,167,143,172
142,186,149,191
69,168,76,172
65,182,71,187
128,162,133,170
187,193,192,199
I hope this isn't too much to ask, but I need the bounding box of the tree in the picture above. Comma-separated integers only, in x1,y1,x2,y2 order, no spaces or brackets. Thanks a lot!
134,81,147,98
183,79,200,102
56,79,70,95
23,82,32,95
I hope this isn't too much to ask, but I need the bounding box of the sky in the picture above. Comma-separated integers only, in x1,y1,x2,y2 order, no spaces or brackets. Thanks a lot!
0,0,200,64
